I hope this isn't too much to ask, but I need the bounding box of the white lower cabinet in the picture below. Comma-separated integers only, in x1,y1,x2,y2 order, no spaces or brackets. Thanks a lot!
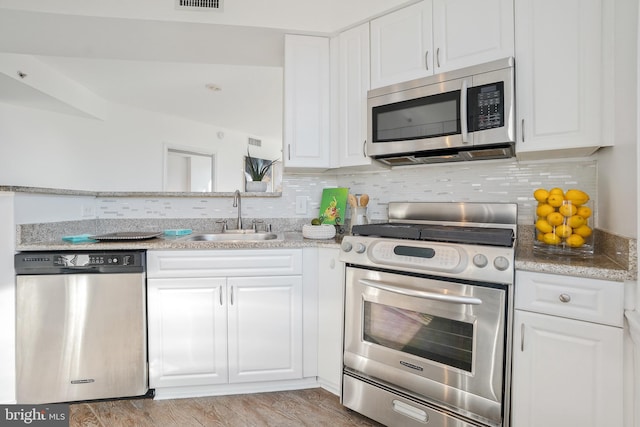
511,271,624,427
227,276,302,383
147,277,229,388
147,249,307,395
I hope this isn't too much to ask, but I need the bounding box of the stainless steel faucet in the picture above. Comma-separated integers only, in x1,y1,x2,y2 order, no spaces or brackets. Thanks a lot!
233,190,242,230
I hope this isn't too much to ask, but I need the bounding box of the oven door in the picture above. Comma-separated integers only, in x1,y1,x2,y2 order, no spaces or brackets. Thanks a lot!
344,266,507,425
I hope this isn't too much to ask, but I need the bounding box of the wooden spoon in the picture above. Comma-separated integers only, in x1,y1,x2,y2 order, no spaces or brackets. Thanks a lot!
348,194,358,208
359,194,369,207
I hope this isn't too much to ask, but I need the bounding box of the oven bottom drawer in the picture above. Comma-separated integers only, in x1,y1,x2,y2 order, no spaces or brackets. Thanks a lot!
342,373,486,427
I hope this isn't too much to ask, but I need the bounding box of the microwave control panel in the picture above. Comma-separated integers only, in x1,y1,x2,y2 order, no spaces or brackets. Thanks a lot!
468,82,504,131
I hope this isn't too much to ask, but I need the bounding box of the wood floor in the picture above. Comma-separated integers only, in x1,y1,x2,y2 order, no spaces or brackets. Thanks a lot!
70,388,384,427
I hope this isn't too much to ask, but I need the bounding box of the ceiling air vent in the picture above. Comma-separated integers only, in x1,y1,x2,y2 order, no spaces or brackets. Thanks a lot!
248,137,262,147
176,0,223,11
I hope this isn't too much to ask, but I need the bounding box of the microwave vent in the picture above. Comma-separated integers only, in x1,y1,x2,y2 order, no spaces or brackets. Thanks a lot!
176,0,223,11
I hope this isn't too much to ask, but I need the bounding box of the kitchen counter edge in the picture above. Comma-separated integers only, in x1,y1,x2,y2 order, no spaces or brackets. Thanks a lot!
15,234,635,283
14,232,342,252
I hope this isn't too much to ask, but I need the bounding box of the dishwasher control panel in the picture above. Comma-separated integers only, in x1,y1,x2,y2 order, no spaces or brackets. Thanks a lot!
16,251,145,274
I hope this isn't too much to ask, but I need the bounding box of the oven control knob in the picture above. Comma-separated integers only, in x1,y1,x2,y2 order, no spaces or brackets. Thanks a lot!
341,241,353,252
355,243,367,254
493,256,510,271
472,254,488,268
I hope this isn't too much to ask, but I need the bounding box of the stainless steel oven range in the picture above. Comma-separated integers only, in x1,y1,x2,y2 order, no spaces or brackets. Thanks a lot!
339,202,517,427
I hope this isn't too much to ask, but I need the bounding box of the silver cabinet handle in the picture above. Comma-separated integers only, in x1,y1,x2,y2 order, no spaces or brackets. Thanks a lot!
436,48,440,68
362,140,367,157
521,323,525,351
219,287,223,306
521,119,525,142
425,51,429,71
360,279,482,305
287,144,291,160
559,293,571,303
230,286,234,305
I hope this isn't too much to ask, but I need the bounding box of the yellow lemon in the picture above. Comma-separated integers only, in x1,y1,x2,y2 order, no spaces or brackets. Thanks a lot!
533,188,549,203
558,203,577,217
546,212,565,226
565,234,586,247
577,206,592,219
565,189,589,206
566,215,586,228
536,203,555,217
547,194,564,208
543,232,562,245
535,218,553,234
549,187,565,197
536,233,546,242
573,224,593,238
555,224,573,238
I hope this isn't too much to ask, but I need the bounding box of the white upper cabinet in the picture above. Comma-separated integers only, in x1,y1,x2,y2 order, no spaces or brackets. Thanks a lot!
515,0,611,159
370,1,433,89
432,0,514,72
370,0,514,89
284,34,331,169
334,23,372,167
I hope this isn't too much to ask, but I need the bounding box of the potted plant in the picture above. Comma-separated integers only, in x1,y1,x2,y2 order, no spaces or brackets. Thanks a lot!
245,149,278,192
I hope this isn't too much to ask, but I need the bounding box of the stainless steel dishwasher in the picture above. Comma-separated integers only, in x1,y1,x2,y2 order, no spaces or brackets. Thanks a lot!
15,250,149,404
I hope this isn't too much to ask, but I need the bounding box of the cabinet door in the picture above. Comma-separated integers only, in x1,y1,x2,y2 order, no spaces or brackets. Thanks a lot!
147,278,228,388
432,0,514,73
511,310,623,427
284,34,331,169
336,23,371,167
515,0,605,159
370,1,433,89
227,276,303,383
317,248,345,395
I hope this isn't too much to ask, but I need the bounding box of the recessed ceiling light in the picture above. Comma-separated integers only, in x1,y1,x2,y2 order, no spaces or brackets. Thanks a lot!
205,83,222,92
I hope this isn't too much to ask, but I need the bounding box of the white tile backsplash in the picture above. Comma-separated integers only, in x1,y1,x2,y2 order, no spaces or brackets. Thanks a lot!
335,158,597,225
94,158,596,226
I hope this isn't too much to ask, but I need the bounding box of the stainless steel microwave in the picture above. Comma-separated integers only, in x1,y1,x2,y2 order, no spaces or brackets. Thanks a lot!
367,57,515,166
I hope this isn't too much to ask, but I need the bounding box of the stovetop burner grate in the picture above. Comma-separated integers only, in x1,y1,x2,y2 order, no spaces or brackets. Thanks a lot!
351,223,514,247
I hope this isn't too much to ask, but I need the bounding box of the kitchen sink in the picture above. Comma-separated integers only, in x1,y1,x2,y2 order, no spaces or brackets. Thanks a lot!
182,232,279,242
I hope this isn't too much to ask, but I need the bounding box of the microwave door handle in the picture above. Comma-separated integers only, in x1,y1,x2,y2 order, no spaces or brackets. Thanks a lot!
359,279,482,305
460,80,469,143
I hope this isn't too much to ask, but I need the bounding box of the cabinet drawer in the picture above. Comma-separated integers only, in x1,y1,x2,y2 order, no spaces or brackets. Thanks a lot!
515,271,624,327
147,249,302,278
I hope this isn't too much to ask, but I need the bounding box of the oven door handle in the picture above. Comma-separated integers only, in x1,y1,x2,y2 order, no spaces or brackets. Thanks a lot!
359,279,483,305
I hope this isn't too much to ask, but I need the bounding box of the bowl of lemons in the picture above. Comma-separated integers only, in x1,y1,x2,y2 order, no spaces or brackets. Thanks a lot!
533,187,594,257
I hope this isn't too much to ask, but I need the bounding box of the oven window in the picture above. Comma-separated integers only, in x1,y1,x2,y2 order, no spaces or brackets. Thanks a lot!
372,90,460,142
363,301,473,372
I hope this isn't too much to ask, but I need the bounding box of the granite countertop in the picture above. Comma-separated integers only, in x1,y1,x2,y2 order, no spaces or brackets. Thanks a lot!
514,225,636,282
515,245,631,282
15,224,636,283
15,232,342,252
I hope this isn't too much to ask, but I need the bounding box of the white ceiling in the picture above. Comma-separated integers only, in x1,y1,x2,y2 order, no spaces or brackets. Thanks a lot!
0,1,414,139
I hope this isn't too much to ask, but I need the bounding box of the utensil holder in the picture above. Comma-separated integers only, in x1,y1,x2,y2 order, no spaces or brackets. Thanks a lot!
350,206,368,233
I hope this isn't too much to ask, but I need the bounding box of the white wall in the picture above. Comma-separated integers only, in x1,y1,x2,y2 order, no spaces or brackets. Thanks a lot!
0,102,280,193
